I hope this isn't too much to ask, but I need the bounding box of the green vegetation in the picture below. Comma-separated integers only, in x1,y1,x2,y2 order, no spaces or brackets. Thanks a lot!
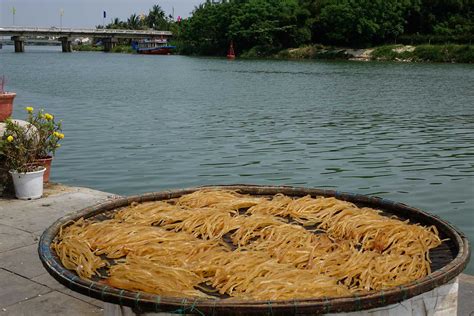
91,1,473,62
99,4,172,31
110,45,134,54
411,45,473,63
371,44,474,63
371,45,415,60
73,45,103,52
174,0,473,60
93,4,174,54
273,44,474,62
274,45,348,60
72,44,134,54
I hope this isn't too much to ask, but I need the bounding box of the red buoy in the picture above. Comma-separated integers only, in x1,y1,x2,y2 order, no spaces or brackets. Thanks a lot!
227,41,235,59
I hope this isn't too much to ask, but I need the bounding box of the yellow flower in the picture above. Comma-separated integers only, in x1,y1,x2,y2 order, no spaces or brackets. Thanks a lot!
6,135,14,142
53,132,65,139
44,113,54,121
25,106,34,113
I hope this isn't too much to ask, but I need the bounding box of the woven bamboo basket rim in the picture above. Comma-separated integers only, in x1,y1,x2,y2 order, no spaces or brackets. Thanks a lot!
38,185,470,315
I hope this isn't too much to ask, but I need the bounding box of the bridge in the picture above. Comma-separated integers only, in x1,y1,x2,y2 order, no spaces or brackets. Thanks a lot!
0,26,173,53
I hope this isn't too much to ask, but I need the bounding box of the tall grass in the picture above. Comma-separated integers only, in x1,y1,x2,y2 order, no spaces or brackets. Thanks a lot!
371,44,474,63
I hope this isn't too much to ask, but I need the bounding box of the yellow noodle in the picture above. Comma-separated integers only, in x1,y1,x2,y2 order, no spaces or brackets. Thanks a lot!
82,221,197,258
52,189,442,300
160,207,242,240
283,195,441,270
105,256,211,298
231,214,287,246
205,250,351,299
114,201,186,226
52,219,108,279
176,188,265,210
246,193,293,217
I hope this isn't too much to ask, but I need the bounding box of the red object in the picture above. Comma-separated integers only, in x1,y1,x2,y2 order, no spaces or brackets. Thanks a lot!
0,92,16,122
35,156,53,183
227,41,235,59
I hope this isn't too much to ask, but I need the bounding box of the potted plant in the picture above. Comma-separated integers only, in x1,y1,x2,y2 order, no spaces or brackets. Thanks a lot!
0,119,45,200
0,76,16,122
25,107,64,183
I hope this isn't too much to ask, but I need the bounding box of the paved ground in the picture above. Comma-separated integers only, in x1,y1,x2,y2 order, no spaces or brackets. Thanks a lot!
0,184,472,316
0,184,116,315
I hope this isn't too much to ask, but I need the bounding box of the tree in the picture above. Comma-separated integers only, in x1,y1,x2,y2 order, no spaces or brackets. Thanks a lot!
127,14,144,30
146,5,170,30
177,0,311,56
170,0,474,55
314,0,416,46
405,0,473,37
106,18,128,29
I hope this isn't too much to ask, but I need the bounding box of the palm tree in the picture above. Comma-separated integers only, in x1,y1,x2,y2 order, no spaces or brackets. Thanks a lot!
146,4,169,30
127,14,141,29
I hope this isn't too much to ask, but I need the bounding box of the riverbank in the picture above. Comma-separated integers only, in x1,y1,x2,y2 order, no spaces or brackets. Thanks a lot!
73,44,133,54
0,183,473,315
73,43,474,63
273,44,474,63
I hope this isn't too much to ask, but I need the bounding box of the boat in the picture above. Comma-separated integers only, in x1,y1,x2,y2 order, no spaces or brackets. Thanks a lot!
131,38,176,55
227,41,235,59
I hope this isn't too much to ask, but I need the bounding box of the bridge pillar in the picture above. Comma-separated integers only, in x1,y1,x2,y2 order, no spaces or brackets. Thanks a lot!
11,36,25,53
59,37,72,53
103,37,118,52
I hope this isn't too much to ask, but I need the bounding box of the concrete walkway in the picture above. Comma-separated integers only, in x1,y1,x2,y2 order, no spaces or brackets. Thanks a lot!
0,184,117,315
0,184,472,316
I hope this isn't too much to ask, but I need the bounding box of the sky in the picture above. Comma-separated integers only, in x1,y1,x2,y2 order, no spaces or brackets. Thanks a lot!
0,0,203,28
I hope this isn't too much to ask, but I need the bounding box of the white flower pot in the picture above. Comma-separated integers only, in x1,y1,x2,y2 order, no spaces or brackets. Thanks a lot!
9,168,46,200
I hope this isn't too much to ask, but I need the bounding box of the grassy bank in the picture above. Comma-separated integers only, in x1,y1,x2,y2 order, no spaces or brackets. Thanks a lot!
73,45,104,52
273,45,350,60
273,44,474,63
371,45,474,63
72,44,134,54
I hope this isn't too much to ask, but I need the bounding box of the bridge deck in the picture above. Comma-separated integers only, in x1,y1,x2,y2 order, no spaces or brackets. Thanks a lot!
0,26,172,38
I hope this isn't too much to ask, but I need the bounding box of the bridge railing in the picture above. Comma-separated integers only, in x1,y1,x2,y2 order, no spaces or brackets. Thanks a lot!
0,26,172,37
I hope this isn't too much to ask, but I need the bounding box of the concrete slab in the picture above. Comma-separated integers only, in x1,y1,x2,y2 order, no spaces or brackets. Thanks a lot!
0,206,74,234
0,269,51,309
0,185,116,234
32,273,103,308
0,224,36,252
1,291,102,316
459,274,474,316
0,244,48,279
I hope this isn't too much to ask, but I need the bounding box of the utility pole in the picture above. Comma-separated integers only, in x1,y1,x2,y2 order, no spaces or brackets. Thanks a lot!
60,9,64,28
12,7,16,26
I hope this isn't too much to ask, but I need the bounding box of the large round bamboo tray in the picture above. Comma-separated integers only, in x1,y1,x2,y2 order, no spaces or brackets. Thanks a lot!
38,185,470,315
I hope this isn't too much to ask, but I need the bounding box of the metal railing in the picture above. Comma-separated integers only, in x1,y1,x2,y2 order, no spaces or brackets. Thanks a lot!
0,26,172,38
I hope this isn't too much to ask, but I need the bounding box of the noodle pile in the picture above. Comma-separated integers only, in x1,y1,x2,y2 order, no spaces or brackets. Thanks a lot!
52,189,441,300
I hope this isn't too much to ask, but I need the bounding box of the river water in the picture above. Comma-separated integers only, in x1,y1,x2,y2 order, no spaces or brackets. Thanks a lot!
1,46,473,273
